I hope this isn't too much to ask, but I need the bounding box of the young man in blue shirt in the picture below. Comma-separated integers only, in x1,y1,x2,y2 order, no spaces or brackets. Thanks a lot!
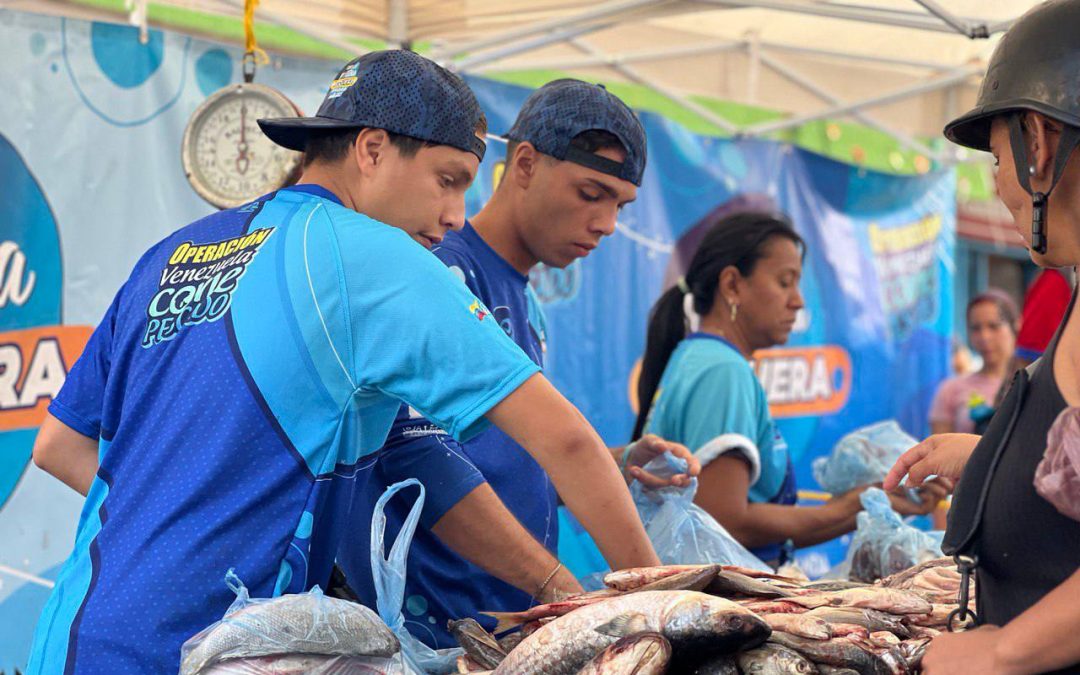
27,54,661,674
339,79,699,648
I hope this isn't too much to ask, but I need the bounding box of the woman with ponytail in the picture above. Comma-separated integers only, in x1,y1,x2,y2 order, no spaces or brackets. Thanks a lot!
634,211,943,567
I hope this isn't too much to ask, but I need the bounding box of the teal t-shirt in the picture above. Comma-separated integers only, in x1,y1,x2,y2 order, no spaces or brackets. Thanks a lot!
644,333,790,504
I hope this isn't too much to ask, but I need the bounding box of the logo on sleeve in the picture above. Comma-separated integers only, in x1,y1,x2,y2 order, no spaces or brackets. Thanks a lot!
468,299,488,322
142,227,274,348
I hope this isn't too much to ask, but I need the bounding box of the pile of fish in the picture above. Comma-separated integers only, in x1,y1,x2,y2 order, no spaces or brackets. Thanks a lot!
451,559,972,675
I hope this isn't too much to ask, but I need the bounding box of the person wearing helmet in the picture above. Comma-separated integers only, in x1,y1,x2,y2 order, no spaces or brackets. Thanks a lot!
884,2,1080,672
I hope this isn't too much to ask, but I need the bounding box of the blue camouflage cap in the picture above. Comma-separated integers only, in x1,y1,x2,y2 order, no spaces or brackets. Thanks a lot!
259,50,486,161
505,79,646,186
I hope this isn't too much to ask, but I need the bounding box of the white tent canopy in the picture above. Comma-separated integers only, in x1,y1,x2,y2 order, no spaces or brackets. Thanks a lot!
26,0,1041,161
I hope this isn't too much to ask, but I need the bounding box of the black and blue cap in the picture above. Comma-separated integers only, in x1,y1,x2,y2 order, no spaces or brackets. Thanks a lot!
259,49,486,161
505,79,647,186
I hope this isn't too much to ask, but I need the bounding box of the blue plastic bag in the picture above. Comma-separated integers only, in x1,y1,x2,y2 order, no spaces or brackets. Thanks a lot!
813,421,917,495
630,454,769,571
370,479,462,675
845,488,943,583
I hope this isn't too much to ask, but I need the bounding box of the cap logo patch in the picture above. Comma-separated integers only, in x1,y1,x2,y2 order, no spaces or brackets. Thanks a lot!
326,76,357,100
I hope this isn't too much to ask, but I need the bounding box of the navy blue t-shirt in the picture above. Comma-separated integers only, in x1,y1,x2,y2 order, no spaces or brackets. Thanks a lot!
27,189,539,675
339,222,555,648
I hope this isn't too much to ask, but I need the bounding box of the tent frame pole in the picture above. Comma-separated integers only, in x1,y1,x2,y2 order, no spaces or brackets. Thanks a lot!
434,0,670,61
567,37,739,133
699,0,1004,35
452,22,615,71
741,65,981,136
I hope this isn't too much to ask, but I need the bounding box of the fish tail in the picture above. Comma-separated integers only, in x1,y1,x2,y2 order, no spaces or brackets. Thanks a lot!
480,611,528,634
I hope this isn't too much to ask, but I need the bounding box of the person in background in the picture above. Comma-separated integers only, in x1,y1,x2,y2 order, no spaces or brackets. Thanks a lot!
929,290,1019,435
633,211,945,568
1014,268,1073,369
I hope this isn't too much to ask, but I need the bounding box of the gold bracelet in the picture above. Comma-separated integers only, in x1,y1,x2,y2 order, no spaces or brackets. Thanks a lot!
535,563,563,601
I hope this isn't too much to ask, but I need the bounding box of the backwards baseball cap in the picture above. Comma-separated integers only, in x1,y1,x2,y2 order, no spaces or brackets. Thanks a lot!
259,49,486,161
505,79,647,186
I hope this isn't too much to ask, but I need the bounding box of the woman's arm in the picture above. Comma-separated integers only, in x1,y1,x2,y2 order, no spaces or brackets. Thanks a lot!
693,455,863,548
696,455,950,549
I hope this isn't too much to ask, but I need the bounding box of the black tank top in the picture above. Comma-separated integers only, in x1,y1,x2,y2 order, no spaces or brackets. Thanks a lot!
945,291,1080,673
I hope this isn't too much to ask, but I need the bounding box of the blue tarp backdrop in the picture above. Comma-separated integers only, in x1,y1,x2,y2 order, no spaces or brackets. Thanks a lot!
0,10,953,668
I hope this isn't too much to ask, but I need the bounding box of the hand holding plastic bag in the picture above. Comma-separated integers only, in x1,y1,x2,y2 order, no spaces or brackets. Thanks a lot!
1035,407,1080,521
630,453,769,571
814,421,917,495
371,479,462,674
845,488,943,583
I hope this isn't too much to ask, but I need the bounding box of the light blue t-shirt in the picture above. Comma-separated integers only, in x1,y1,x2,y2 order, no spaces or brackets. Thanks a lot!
644,333,794,506
28,185,539,675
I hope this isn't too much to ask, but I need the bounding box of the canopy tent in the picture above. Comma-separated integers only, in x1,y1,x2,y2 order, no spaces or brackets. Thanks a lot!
16,0,1037,165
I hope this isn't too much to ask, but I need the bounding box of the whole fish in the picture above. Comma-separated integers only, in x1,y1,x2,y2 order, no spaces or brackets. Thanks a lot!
493,591,770,675
576,632,671,675
788,588,930,615
691,655,739,674
737,643,819,674
762,613,832,640
803,607,911,639
604,565,718,591
707,571,796,599
449,618,507,669
179,592,398,675
767,632,893,675
482,568,719,635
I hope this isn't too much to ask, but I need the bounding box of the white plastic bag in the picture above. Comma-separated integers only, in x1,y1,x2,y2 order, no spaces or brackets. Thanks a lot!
179,572,399,675
813,421,917,495
370,479,462,674
1035,407,1080,521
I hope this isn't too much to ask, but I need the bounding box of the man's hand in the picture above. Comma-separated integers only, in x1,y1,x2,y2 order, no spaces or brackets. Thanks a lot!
621,435,701,488
883,433,980,491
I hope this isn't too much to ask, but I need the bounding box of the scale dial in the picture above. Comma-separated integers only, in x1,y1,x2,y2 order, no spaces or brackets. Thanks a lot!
182,83,302,209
